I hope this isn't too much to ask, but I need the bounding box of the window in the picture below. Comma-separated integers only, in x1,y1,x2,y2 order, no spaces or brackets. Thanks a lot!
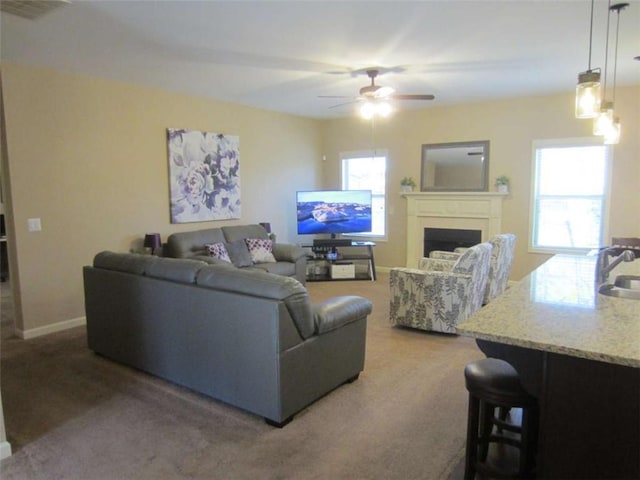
341,150,387,238
530,138,610,254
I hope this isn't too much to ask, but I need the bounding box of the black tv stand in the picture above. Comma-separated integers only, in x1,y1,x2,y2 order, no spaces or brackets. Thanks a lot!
303,241,376,282
313,238,352,247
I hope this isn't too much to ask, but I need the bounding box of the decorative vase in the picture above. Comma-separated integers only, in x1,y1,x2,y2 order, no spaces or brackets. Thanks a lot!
497,184,509,194
401,185,414,193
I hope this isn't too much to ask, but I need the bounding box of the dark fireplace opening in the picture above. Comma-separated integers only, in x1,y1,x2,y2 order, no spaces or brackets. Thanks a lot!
424,227,481,257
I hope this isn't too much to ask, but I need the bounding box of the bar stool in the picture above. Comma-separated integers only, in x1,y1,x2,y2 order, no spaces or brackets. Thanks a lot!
464,358,539,479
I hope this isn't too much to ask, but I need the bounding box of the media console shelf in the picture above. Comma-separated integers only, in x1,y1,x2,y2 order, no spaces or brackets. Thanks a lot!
302,241,376,282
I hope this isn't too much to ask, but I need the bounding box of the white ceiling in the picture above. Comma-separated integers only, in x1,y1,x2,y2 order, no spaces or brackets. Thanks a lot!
1,0,639,119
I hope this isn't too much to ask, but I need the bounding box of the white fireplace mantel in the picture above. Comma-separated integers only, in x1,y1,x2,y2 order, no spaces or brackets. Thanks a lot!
402,191,507,267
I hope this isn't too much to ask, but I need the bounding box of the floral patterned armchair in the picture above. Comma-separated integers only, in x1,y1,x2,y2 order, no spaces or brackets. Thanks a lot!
429,234,516,305
389,242,493,334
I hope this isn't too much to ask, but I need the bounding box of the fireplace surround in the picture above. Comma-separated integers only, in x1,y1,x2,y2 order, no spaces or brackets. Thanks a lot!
403,192,506,268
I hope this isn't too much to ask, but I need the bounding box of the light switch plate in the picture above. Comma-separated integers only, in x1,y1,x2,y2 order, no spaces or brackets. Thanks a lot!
27,218,42,232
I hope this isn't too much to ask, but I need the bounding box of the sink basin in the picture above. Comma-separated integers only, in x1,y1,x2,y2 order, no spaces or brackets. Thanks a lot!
614,275,640,290
598,283,640,300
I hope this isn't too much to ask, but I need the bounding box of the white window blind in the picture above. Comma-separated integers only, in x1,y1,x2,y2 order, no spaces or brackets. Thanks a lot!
341,151,387,238
531,139,610,254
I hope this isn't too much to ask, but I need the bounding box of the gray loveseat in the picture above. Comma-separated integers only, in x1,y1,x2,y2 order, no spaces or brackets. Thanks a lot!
83,252,372,426
166,224,307,284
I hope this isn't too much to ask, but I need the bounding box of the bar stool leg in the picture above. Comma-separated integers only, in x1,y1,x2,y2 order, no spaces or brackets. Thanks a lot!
464,394,480,480
479,401,495,462
519,406,539,479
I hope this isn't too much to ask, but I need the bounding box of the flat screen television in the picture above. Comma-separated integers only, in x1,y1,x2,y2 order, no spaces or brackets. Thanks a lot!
296,190,372,236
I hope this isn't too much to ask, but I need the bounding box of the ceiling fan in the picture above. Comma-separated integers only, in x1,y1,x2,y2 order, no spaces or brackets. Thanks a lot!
319,69,435,112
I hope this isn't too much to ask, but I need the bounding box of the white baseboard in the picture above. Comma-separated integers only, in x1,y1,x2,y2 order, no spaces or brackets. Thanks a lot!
17,316,86,340
0,440,12,461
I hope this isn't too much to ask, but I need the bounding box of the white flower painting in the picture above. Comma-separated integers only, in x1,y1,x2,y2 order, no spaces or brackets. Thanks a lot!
167,128,241,223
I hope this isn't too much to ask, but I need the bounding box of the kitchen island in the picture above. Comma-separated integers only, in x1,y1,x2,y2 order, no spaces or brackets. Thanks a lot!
457,254,640,479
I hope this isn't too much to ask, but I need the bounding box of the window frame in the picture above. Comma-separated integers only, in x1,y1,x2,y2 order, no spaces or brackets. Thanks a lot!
340,149,388,241
529,137,612,255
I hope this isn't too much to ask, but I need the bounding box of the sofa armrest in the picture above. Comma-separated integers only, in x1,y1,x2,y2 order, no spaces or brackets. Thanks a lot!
312,295,372,335
272,243,306,263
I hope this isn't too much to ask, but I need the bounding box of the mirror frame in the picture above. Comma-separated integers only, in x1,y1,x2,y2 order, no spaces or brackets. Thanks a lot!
420,140,490,192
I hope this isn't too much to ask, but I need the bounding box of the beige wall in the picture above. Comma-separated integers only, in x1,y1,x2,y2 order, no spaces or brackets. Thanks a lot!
321,86,640,280
1,61,638,334
0,63,322,334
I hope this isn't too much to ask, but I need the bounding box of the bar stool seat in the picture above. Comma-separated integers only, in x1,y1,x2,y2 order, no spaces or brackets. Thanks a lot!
464,358,539,479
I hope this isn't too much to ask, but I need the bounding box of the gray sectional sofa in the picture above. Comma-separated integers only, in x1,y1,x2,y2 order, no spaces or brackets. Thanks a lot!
165,224,307,284
83,251,372,426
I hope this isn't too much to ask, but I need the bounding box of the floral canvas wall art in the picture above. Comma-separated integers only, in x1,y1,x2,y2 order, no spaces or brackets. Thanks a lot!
167,128,241,223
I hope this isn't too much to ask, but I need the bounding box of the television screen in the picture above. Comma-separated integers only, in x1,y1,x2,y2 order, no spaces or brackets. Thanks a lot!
296,190,372,235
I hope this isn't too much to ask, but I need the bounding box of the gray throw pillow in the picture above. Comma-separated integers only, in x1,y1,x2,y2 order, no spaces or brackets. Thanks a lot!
225,239,253,267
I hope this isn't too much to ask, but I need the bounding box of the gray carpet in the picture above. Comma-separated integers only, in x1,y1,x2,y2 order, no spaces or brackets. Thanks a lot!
0,273,482,479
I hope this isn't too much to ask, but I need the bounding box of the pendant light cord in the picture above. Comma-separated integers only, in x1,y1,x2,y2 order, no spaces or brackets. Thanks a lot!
611,6,623,106
587,0,595,70
602,0,612,98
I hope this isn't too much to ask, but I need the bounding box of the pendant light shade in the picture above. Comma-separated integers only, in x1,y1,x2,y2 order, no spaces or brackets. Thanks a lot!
604,117,621,144
593,101,614,135
575,70,602,118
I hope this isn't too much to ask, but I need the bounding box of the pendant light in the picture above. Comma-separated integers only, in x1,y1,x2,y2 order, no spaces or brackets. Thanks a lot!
603,2,628,144
575,0,602,118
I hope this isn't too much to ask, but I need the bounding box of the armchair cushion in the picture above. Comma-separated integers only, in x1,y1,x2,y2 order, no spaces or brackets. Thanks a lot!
418,257,457,271
427,251,461,261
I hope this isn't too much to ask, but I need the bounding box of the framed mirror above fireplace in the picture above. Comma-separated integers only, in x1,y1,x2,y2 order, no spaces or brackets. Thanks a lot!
420,140,489,192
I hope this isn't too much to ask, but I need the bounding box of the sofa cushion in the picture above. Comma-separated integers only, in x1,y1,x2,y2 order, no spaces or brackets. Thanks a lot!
145,257,207,284
206,242,232,263
93,251,159,275
166,228,226,258
245,238,276,264
196,266,314,340
250,261,296,277
222,224,269,242
225,239,253,267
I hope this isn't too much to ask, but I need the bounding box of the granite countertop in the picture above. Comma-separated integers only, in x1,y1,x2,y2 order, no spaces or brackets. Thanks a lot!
457,254,640,368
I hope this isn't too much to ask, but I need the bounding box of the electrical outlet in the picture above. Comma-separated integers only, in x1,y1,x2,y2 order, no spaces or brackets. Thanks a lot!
27,218,42,232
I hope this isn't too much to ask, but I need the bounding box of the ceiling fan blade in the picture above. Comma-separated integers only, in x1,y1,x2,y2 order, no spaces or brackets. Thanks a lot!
329,100,361,109
318,95,355,99
391,94,435,101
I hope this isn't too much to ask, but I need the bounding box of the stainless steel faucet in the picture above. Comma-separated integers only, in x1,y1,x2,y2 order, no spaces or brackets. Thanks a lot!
595,247,636,285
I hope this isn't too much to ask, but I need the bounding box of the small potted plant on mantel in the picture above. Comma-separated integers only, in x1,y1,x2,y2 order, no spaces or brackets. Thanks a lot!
400,176,416,192
495,175,510,193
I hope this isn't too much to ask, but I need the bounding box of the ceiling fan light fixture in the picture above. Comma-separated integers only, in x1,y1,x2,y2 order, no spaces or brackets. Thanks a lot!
359,101,392,120
377,101,393,117
359,102,375,120
376,86,395,98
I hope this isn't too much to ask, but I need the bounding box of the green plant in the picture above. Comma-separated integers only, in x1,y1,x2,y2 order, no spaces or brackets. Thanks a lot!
400,176,416,187
495,175,510,186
